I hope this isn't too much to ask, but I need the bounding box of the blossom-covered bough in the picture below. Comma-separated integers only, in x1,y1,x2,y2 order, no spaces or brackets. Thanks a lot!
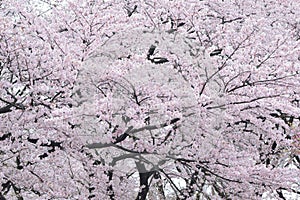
0,0,300,199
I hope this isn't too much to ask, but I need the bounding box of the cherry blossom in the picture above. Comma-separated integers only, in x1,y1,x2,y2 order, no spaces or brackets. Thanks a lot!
1,0,300,199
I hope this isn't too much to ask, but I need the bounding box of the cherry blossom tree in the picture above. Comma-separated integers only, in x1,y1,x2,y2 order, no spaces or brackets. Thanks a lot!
1,0,300,199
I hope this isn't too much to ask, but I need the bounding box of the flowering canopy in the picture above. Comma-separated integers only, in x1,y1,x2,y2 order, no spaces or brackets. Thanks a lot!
0,0,300,199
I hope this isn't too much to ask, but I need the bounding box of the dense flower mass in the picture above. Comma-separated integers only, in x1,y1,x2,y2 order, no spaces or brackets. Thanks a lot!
0,0,300,199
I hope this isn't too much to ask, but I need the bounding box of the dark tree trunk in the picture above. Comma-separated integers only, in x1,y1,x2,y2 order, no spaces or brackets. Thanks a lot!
135,162,154,200
0,193,6,200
